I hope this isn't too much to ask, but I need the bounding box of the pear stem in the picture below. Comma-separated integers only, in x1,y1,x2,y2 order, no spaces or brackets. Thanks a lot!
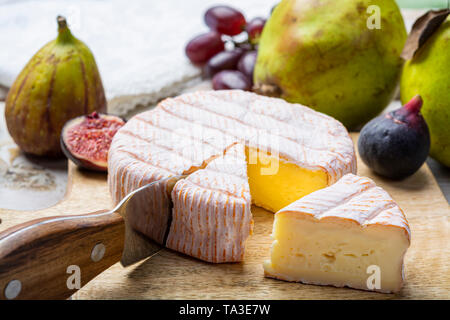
404,94,423,114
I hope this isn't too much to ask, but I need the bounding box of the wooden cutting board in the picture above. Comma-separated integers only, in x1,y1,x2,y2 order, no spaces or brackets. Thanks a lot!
0,133,448,299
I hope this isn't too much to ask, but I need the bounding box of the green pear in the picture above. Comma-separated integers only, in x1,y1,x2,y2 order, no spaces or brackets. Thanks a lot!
254,0,406,129
400,17,450,167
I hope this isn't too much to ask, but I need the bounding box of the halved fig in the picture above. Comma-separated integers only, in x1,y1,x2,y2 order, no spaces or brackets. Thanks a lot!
61,112,125,172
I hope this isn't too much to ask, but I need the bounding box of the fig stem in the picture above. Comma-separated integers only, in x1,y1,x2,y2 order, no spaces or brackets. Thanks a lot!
404,94,423,114
56,15,74,43
57,16,67,29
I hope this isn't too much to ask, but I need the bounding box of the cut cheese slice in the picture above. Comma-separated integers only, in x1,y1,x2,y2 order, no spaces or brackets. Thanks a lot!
166,143,252,263
108,90,356,260
263,174,411,293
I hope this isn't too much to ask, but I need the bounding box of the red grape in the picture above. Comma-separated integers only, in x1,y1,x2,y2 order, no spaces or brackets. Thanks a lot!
212,70,251,91
246,18,266,44
204,48,244,78
237,51,257,84
204,6,246,36
185,31,225,64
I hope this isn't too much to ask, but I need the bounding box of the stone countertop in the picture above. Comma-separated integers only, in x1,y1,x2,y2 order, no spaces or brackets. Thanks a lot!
0,0,276,116
0,101,67,211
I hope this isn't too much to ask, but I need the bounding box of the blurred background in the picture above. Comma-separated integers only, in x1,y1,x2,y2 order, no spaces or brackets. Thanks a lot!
0,0,448,210
1,0,448,106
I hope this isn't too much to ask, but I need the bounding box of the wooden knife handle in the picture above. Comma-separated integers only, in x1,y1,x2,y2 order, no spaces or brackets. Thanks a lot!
0,210,124,300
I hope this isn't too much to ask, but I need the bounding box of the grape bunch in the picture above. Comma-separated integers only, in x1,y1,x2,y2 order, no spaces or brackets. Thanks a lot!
185,5,267,91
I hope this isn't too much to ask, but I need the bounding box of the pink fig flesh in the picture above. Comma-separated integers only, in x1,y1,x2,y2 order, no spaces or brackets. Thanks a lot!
61,112,125,171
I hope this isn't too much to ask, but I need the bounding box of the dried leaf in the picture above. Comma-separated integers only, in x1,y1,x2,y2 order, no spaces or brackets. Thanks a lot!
401,9,450,60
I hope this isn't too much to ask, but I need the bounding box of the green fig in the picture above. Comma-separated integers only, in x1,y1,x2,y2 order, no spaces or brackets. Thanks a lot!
254,0,407,129
400,16,450,167
5,16,106,157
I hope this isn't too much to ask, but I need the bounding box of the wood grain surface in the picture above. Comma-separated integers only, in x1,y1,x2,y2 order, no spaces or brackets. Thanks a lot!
0,134,449,299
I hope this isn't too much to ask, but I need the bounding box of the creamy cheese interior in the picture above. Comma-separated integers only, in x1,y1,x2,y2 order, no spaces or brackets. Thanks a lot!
264,213,410,293
246,147,328,212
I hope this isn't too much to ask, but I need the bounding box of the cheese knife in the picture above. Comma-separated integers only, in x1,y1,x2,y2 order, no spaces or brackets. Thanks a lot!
0,175,184,300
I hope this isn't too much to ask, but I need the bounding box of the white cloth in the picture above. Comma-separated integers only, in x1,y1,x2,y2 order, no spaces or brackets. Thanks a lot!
0,0,274,114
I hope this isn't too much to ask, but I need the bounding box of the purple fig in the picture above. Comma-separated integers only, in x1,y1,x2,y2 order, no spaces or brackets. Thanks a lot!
358,95,430,179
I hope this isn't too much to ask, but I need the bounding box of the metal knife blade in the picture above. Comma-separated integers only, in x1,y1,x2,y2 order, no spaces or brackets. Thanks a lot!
113,175,185,266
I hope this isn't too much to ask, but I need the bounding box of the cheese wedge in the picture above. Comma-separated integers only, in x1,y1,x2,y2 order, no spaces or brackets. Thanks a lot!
264,174,411,293
108,90,356,260
166,143,252,263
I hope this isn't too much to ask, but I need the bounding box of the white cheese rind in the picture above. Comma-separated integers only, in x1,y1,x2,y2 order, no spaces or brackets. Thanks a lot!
166,143,253,263
264,174,411,293
108,90,356,250
276,174,410,237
